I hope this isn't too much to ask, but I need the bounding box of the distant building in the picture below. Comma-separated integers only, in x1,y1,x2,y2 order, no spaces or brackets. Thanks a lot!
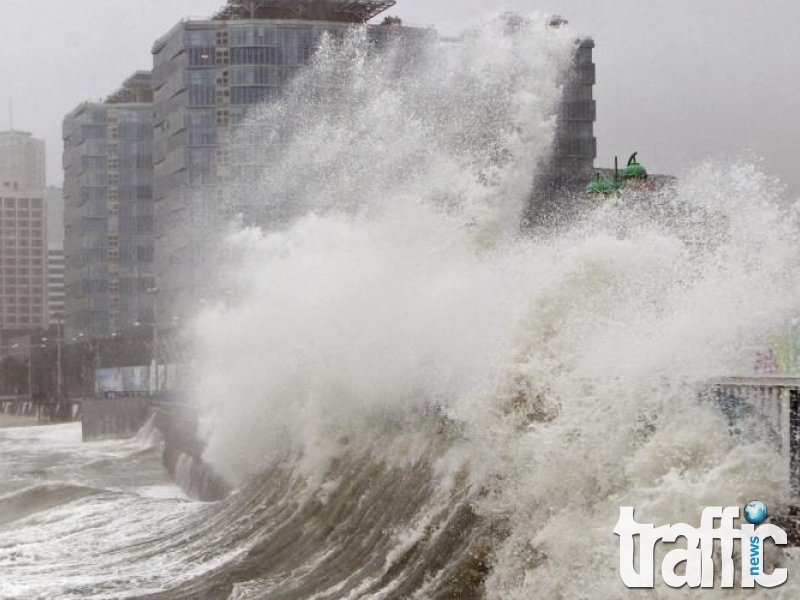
527,25,597,225
0,130,46,193
151,0,420,322
0,130,48,337
0,181,48,334
45,186,65,248
47,247,64,326
149,3,596,319
63,72,155,338
551,37,596,176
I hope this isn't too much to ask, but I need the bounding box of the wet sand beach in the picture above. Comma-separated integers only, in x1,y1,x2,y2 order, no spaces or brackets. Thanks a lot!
0,413,39,428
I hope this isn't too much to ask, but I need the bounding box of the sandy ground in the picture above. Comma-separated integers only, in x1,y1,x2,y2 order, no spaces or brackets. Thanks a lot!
0,414,39,428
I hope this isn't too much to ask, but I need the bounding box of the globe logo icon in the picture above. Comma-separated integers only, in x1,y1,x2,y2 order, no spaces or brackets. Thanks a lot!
744,500,768,525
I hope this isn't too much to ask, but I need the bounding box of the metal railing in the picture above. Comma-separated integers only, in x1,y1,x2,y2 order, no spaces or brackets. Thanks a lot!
710,377,800,496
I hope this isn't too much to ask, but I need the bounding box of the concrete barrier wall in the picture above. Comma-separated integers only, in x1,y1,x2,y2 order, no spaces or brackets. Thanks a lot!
151,401,229,501
38,402,82,423
1,400,82,423
80,396,228,501
1,401,37,417
82,397,151,441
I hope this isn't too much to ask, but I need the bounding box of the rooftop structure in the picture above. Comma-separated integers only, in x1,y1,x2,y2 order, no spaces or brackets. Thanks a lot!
213,0,396,23
0,130,46,193
106,71,154,104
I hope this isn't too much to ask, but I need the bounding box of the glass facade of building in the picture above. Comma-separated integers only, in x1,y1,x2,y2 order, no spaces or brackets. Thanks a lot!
152,18,425,322
63,75,155,337
152,16,595,321
526,38,597,226
551,39,597,175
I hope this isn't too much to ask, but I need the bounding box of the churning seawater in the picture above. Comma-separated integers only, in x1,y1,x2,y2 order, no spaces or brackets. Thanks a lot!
4,15,800,599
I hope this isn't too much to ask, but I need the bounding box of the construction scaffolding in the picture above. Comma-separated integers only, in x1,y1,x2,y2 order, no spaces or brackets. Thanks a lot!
213,0,397,23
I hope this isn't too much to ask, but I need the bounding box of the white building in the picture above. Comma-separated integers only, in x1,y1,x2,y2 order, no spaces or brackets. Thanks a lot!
0,181,48,333
0,130,46,193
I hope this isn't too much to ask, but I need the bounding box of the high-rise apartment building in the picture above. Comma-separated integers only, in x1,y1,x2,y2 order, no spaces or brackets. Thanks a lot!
63,72,155,338
149,3,596,319
0,130,46,193
0,181,48,333
151,0,412,322
0,129,48,336
552,37,596,175
527,20,596,225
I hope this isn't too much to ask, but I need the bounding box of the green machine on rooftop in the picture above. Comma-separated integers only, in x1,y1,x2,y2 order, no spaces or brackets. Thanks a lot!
586,152,649,197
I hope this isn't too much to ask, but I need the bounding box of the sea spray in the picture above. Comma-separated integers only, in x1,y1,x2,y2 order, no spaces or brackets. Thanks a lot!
192,16,576,483
186,16,800,598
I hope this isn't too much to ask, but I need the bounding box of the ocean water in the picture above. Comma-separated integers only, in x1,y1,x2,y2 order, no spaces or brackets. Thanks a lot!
3,15,800,599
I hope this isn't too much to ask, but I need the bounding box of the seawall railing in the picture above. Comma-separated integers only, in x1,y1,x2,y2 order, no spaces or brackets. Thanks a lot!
1,397,82,423
710,377,800,496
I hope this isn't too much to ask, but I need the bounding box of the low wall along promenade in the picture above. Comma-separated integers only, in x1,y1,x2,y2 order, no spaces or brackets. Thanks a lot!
81,397,151,441
0,398,82,424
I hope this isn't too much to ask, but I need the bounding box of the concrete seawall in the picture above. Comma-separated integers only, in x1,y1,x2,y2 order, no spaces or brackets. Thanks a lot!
150,401,229,502
82,397,151,441
81,396,229,501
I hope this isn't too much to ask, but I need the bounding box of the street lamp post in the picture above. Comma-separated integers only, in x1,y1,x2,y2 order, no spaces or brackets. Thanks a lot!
44,314,64,398
78,332,100,395
7,343,28,397
147,287,160,394
56,316,63,398
10,343,31,396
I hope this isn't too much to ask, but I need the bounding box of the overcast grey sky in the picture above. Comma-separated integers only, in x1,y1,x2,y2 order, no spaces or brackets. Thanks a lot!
1,0,797,196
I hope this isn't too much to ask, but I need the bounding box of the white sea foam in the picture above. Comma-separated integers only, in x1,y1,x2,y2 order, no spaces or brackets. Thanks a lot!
185,14,800,597
3,15,797,598
192,15,575,483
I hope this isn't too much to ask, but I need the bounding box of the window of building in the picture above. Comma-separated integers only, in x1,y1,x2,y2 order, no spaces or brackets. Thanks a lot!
185,29,216,48
81,124,106,141
188,48,216,66
230,86,276,105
